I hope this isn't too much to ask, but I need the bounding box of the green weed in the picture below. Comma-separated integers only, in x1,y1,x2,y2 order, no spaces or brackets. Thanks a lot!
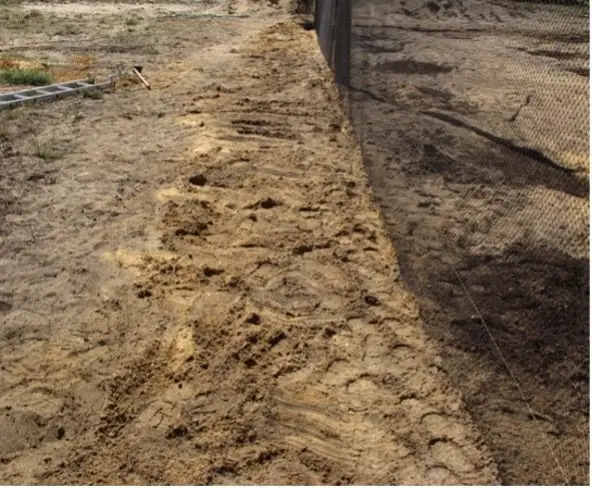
82,89,103,100
34,139,61,161
0,68,53,86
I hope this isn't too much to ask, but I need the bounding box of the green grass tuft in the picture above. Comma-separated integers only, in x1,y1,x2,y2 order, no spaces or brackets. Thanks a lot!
0,68,53,86
82,88,103,100
34,139,62,161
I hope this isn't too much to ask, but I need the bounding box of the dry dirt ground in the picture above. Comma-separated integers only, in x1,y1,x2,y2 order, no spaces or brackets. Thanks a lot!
0,0,503,484
348,0,589,485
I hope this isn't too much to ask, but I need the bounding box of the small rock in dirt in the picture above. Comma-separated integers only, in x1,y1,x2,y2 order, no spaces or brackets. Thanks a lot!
267,330,287,348
56,425,65,440
546,425,561,436
246,313,261,325
175,222,208,236
300,20,315,31
244,357,257,368
0,301,12,314
260,197,279,209
294,244,314,255
203,266,224,277
425,1,440,13
137,289,152,299
225,275,240,288
323,326,337,338
165,424,188,439
26,173,45,182
364,295,380,306
254,449,276,463
188,174,207,186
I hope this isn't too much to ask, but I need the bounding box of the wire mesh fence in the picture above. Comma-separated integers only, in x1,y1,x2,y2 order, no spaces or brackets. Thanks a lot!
314,0,590,484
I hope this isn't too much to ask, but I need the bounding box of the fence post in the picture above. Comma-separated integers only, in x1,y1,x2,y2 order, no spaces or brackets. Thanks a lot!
314,0,321,32
335,0,351,87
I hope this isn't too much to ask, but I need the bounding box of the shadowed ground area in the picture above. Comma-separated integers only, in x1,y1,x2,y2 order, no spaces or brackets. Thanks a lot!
347,0,589,484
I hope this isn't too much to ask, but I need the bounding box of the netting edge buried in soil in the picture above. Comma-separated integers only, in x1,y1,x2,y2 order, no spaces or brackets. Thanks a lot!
312,0,590,484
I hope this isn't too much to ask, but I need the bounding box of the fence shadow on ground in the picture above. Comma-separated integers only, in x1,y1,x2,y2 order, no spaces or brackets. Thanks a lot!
314,0,590,484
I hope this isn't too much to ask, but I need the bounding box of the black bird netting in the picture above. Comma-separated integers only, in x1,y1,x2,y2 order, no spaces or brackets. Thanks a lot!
314,0,589,485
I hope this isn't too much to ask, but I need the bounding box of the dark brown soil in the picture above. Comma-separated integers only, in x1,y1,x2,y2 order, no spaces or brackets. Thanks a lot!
348,0,589,484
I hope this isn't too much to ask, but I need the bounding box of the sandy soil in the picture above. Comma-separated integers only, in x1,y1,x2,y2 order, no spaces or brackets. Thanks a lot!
348,0,589,484
0,1,502,484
